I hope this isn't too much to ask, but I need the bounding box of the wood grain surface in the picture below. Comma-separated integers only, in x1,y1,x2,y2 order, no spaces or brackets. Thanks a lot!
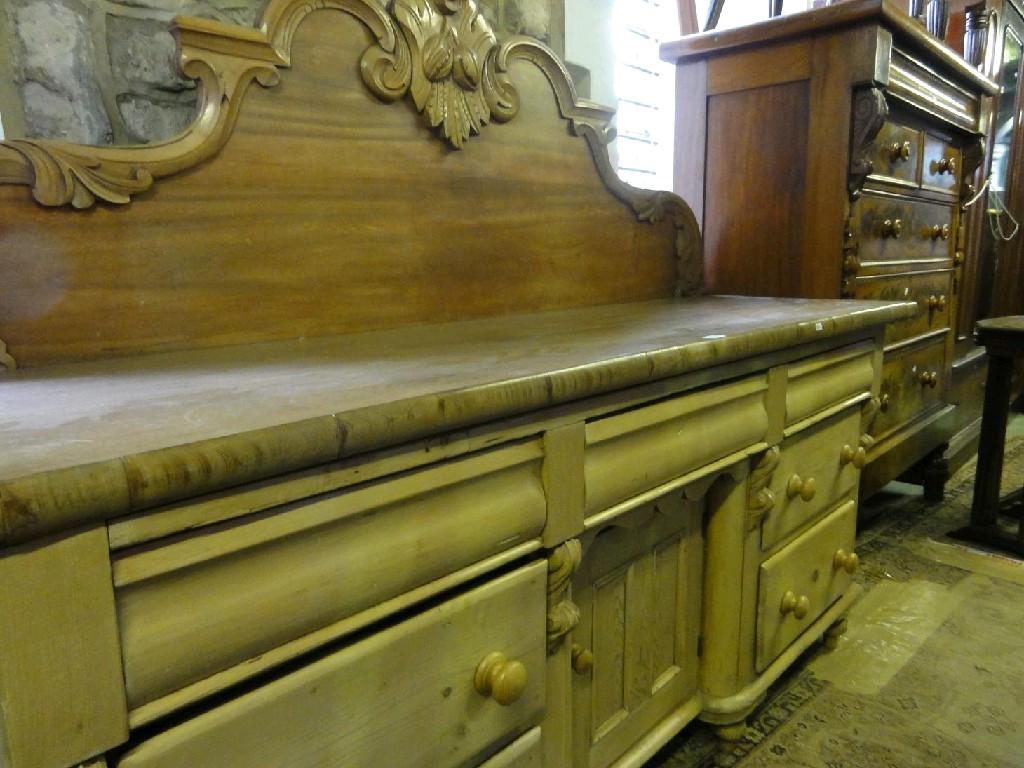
0,297,914,546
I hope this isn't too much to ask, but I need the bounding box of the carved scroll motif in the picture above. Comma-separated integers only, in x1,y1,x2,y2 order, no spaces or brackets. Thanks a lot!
0,339,15,372
960,135,986,203
848,87,888,201
0,0,703,292
747,445,780,531
547,538,582,654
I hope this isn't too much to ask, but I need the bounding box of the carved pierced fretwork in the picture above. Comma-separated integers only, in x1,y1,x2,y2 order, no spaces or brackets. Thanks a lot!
848,87,888,201
0,339,15,372
547,538,582,654
746,446,780,531
0,0,703,292
959,135,986,203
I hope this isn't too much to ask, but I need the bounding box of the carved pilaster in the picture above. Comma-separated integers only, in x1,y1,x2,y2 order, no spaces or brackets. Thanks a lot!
848,87,888,200
960,135,986,203
0,338,15,372
746,446,780,531
547,538,582,653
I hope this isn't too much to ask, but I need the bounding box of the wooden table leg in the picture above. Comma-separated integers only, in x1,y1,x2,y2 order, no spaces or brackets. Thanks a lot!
971,352,1014,528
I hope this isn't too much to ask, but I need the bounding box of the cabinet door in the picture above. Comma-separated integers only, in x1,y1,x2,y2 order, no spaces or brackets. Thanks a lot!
570,490,703,768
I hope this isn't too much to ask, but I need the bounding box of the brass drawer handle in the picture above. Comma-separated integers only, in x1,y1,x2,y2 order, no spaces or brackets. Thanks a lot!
889,140,911,162
882,218,903,239
833,549,860,574
918,371,939,388
787,474,817,501
571,644,594,675
935,156,957,175
926,294,947,312
474,652,528,705
929,224,951,241
840,444,867,469
780,590,810,619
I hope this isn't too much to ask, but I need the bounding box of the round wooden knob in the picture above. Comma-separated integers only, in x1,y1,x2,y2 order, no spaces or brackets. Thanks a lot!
474,652,527,706
889,140,911,162
571,644,594,675
780,590,810,619
787,474,816,501
833,549,860,574
936,156,957,175
882,219,903,238
929,223,951,240
840,444,867,469
879,393,890,412
954,251,965,266
918,371,938,388
936,295,947,311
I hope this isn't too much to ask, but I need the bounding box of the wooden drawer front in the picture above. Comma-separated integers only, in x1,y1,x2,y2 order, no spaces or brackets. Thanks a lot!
921,135,961,194
870,339,946,441
762,408,861,551
852,270,952,346
477,728,542,768
118,562,547,768
584,376,768,516
114,442,546,720
855,193,954,267
757,501,857,672
572,490,702,768
785,344,874,426
869,121,921,187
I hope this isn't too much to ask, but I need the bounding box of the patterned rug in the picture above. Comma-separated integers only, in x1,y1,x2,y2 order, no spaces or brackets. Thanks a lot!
647,436,1024,768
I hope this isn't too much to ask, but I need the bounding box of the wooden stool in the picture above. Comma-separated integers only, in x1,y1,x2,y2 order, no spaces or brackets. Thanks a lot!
953,316,1024,555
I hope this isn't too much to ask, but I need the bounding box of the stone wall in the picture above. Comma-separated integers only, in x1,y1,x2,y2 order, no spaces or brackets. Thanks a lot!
0,0,564,145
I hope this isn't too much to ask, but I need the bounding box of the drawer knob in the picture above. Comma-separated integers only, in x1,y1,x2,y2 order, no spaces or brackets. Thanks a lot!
474,652,528,706
926,294,947,311
780,590,810,619
918,371,939,388
929,224,951,241
840,444,867,469
833,549,860,574
889,140,911,162
882,219,903,239
935,156,957,175
787,474,817,501
879,393,890,412
571,644,594,675
954,251,965,266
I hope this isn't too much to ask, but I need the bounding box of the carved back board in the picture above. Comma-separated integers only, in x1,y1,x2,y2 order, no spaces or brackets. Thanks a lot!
0,0,701,368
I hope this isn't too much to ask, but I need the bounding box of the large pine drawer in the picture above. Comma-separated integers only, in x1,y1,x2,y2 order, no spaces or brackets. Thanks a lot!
117,562,548,768
871,337,946,441
756,501,857,671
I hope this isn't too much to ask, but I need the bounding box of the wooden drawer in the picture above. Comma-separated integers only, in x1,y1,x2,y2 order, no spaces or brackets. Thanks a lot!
868,120,922,188
854,192,954,267
761,408,861,551
114,442,547,723
584,375,768,516
852,269,952,346
478,728,543,768
117,562,548,768
785,343,874,426
921,134,961,194
756,500,857,671
871,338,946,441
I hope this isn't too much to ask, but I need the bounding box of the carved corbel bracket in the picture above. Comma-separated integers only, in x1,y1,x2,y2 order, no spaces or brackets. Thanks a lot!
746,445,780,531
959,135,986,204
0,339,16,372
848,87,888,201
547,538,582,654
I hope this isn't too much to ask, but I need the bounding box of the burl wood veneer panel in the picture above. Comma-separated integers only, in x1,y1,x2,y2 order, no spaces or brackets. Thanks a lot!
0,11,676,367
703,81,811,297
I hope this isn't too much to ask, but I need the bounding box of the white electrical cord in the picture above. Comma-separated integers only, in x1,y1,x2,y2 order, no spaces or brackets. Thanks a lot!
962,174,1020,242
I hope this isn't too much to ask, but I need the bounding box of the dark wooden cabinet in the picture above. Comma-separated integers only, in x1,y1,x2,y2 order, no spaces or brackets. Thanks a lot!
662,0,999,498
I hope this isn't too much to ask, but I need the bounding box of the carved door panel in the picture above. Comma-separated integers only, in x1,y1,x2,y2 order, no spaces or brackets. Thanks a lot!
569,490,703,768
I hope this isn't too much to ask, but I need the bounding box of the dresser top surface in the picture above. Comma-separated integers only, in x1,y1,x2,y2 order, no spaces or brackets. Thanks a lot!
1,296,913,485
661,0,998,96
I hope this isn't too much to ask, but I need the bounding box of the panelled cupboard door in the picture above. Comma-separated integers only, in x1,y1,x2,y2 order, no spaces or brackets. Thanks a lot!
570,491,703,768
116,562,547,768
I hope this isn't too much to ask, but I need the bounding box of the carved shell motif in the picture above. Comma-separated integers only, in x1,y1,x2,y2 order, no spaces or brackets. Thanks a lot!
361,0,518,147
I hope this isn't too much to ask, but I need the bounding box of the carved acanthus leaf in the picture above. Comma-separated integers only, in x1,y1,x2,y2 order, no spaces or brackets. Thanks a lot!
848,87,888,201
547,538,582,653
747,445,781,531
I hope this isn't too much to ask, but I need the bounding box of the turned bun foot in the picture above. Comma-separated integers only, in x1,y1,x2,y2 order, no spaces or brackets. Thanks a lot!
823,617,849,650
